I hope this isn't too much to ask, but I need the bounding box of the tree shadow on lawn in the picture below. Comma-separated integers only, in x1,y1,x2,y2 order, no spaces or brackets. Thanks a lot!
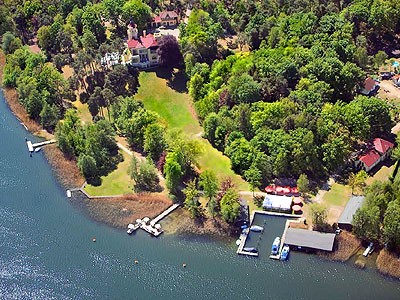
144,67,188,93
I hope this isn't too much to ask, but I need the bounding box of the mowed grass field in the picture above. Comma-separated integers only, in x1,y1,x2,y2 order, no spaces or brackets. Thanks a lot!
136,70,249,190
84,150,133,196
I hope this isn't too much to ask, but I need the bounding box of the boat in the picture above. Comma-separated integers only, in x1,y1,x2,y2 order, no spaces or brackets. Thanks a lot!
236,239,241,246
66,190,72,198
127,223,139,234
271,237,281,255
243,247,258,253
34,147,42,152
250,225,264,232
280,245,290,261
363,242,374,257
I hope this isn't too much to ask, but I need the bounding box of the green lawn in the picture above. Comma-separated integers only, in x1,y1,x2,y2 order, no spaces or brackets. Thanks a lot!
137,70,249,190
84,150,133,196
321,183,352,207
136,71,201,134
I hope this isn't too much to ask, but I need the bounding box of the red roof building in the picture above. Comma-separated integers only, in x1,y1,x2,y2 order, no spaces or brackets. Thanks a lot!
127,33,159,68
360,77,379,96
357,138,394,172
151,10,179,27
373,138,394,155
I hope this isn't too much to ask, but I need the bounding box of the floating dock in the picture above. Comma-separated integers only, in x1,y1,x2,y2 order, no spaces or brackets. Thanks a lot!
127,204,180,237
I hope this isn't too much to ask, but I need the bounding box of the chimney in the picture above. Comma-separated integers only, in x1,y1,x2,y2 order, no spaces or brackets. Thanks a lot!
143,30,146,38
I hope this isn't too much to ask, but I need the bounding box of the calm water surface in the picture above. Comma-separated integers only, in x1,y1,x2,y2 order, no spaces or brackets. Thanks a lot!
1,91,399,300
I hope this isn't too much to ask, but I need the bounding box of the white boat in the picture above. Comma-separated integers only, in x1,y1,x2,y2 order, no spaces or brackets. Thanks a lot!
280,245,290,261
250,225,264,232
127,223,139,234
66,190,72,198
243,247,258,253
271,237,281,255
363,242,374,257
236,239,241,246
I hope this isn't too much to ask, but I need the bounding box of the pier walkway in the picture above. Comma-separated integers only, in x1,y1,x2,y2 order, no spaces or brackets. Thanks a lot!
150,203,180,226
26,138,56,152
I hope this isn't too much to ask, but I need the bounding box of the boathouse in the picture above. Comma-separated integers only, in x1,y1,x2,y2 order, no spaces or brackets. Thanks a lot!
284,228,336,252
338,196,365,231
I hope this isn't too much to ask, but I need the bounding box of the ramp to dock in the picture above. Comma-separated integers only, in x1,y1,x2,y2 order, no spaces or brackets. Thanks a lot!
150,203,180,225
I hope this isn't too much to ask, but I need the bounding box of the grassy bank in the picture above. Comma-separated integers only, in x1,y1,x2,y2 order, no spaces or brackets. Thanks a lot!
84,150,133,196
136,70,249,190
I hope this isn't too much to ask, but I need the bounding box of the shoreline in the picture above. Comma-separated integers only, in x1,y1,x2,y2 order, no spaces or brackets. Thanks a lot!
1,50,399,279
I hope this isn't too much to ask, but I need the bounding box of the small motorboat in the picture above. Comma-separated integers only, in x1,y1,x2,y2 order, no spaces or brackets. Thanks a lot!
271,237,281,255
363,242,374,257
250,225,264,232
243,247,258,253
280,245,290,261
236,239,241,246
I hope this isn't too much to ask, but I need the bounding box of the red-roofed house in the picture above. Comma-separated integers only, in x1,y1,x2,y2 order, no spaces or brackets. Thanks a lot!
127,30,159,68
357,138,394,172
151,11,179,27
360,77,379,96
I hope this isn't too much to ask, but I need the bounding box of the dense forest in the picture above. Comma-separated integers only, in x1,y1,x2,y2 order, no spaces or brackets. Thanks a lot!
182,1,398,186
2,0,400,228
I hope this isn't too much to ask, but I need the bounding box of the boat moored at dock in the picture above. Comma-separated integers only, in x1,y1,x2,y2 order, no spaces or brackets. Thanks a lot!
280,245,290,261
271,237,281,255
250,225,264,232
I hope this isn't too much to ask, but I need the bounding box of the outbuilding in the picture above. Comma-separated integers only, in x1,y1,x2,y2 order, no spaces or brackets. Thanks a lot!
338,196,365,231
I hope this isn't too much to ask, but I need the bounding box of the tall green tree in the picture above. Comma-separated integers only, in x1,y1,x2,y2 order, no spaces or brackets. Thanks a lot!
183,180,202,218
220,188,240,223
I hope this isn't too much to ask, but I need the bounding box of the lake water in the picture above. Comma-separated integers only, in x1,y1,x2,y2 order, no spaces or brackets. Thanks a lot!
1,91,399,300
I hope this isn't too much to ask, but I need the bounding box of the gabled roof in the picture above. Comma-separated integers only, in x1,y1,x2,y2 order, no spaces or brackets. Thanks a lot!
373,138,394,154
127,34,158,49
364,77,378,92
338,196,365,225
285,228,336,251
159,11,178,20
359,149,381,168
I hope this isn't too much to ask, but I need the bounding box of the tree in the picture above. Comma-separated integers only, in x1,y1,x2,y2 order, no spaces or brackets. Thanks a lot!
40,102,59,131
383,200,400,249
157,35,183,68
77,154,98,181
228,74,260,104
164,152,183,195
220,188,240,223
183,180,202,218
143,124,167,163
373,51,387,68
199,170,219,200
349,171,368,195
1,32,22,54
353,204,381,242
129,156,160,193
297,173,310,195
310,203,327,230
244,164,261,197
121,0,151,30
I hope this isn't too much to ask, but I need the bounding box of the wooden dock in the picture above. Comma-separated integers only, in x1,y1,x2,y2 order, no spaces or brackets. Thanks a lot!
150,203,180,226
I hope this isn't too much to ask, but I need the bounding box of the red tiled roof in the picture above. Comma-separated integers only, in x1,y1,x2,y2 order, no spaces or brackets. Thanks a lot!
359,150,381,168
127,34,158,49
373,138,394,154
364,77,377,92
153,16,161,23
